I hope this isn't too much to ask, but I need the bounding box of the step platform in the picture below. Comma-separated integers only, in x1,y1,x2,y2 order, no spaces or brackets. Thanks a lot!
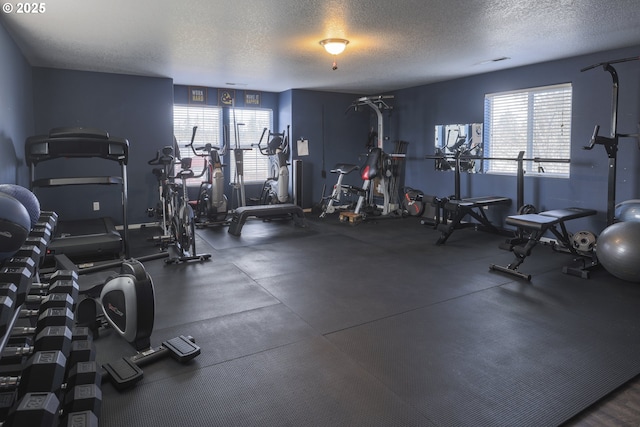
228,204,305,236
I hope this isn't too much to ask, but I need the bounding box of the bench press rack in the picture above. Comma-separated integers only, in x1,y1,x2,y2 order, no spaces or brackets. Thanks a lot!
424,151,572,245
489,207,597,280
434,196,511,245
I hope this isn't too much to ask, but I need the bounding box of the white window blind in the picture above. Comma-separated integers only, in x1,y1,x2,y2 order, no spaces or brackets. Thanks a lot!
228,108,272,183
484,83,572,176
173,105,223,185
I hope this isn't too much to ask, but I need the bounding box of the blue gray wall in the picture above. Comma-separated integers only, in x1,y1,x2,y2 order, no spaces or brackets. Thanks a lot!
289,89,370,208
31,68,174,225
0,20,34,186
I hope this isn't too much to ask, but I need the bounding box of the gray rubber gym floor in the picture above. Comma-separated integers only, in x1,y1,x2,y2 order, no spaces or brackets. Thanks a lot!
91,214,640,426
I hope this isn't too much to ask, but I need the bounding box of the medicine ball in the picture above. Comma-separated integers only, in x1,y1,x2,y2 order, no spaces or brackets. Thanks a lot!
0,192,31,261
0,184,40,227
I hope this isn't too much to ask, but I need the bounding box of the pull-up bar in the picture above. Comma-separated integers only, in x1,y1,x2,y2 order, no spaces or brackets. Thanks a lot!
425,151,570,209
347,95,394,150
581,56,640,225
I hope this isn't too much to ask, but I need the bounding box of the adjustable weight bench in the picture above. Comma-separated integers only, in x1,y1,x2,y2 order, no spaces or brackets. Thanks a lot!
489,207,597,280
228,203,305,236
435,196,511,245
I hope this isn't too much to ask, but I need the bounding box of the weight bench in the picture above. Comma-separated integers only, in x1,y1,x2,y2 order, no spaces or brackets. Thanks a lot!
489,207,597,280
228,203,305,236
435,196,511,245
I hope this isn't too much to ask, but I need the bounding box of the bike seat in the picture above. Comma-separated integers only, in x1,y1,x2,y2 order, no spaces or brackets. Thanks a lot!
331,164,359,174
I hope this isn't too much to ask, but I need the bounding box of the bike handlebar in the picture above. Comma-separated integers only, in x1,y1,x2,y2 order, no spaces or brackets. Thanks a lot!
148,146,175,166
187,125,227,157
583,125,600,150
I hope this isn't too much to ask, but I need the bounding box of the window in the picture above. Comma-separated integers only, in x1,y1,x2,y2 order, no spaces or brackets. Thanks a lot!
227,108,273,183
173,105,223,185
483,83,572,176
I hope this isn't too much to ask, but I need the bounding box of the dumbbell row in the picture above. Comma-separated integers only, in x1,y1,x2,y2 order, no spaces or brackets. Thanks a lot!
0,265,77,332
0,215,102,427
0,320,101,425
0,347,101,426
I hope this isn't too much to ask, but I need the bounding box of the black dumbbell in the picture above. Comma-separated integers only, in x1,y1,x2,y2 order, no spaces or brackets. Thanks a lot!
3,391,61,427
2,326,73,362
13,307,75,333
63,383,101,416
60,410,99,427
0,287,17,337
31,269,78,294
28,226,52,242
22,236,48,256
67,340,96,369
25,293,75,316
0,266,31,307
0,348,99,417
0,390,17,420
2,255,36,276
13,243,43,264
32,278,79,298
17,350,68,399
1,360,102,425
0,350,67,398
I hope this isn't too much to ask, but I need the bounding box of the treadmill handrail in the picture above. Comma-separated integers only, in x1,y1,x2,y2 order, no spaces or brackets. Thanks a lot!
31,176,123,187
25,127,129,166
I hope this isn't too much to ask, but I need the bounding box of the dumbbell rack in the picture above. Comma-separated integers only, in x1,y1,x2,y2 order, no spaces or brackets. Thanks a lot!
0,211,101,426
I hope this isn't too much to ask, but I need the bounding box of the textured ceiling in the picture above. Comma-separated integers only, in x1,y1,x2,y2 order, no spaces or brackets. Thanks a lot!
2,0,640,94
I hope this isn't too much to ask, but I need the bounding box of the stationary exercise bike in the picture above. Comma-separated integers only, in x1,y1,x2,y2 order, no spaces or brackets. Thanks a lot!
187,126,230,225
147,132,211,263
147,145,177,243
254,126,291,205
319,163,363,218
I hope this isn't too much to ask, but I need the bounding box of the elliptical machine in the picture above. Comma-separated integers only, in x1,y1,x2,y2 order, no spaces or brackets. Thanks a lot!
187,126,229,225
254,125,290,205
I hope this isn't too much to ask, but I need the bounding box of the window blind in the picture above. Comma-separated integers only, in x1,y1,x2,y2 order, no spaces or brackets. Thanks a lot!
484,84,572,176
228,108,273,183
173,105,223,185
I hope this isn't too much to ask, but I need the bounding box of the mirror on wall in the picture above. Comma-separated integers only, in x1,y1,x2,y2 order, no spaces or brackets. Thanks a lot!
434,123,483,173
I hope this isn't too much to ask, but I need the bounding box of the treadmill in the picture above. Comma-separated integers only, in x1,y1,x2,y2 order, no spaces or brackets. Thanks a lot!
25,127,130,260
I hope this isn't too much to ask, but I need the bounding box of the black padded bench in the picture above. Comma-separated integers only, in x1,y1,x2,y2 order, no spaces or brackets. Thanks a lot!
435,196,511,245
228,204,305,236
489,207,597,280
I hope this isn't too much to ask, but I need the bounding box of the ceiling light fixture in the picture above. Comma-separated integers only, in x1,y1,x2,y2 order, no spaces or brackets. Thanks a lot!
319,38,349,70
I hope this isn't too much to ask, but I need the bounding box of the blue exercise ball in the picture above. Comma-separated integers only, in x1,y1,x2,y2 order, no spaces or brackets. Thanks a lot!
0,184,40,227
0,192,31,261
597,221,640,283
614,199,640,223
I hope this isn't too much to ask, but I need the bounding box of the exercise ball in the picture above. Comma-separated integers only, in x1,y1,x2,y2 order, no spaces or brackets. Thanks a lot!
596,221,640,283
0,192,31,261
614,199,640,223
0,184,40,227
